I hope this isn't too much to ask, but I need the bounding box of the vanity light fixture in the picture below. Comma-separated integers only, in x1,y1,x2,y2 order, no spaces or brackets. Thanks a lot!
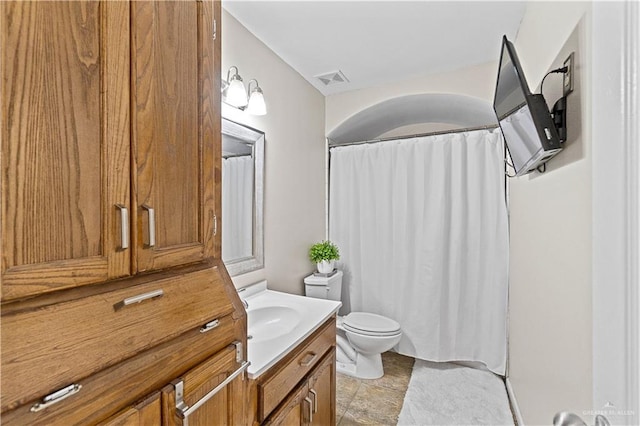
223,66,248,108
246,79,267,116
222,67,266,115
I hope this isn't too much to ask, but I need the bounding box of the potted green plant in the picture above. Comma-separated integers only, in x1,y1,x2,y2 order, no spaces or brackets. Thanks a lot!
308,240,340,273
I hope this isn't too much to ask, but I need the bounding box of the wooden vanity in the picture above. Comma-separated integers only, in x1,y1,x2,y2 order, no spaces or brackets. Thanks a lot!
248,317,337,426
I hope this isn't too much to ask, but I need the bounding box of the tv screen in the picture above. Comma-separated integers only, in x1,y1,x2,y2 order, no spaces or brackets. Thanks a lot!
493,36,563,176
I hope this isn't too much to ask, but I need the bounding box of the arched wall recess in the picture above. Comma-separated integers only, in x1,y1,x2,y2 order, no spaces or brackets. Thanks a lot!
327,93,498,145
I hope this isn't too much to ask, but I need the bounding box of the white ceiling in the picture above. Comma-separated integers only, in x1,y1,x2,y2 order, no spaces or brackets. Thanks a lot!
223,1,527,96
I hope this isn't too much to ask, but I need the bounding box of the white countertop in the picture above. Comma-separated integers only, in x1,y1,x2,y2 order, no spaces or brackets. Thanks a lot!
241,282,341,379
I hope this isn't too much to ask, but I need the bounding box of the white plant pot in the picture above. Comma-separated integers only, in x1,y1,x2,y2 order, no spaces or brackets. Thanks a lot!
317,260,335,274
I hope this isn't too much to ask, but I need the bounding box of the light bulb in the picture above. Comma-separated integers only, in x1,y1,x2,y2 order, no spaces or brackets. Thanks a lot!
225,77,248,107
247,88,267,116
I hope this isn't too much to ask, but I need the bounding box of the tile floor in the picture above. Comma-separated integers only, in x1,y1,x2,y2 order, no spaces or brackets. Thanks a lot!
336,352,415,425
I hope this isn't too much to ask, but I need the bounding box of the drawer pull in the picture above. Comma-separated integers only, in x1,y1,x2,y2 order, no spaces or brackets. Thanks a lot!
30,383,82,412
115,289,164,310
199,319,220,333
299,352,317,367
176,359,250,422
304,396,314,423
309,388,318,413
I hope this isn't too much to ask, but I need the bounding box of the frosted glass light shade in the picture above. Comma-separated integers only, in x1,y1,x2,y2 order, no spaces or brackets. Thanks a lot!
225,78,248,107
247,90,267,115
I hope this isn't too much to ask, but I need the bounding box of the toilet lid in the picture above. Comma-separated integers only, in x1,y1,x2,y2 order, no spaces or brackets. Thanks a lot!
343,312,401,335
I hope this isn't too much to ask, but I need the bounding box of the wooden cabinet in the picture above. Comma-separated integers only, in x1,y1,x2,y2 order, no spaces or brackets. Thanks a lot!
161,343,247,426
100,393,162,426
264,384,308,426
250,318,337,426
1,267,234,413
0,1,244,425
1,0,219,301
265,352,336,426
306,351,335,426
1,305,243,425
1,0,131,301
132,0,217,273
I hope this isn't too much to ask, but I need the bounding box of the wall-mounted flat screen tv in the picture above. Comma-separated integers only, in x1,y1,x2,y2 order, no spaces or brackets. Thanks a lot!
493,36,563,176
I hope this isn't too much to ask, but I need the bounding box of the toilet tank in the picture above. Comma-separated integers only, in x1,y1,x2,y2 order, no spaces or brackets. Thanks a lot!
304,270,343,301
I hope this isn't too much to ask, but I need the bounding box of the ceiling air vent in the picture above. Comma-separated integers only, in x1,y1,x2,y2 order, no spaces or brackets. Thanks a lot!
315,70,349,86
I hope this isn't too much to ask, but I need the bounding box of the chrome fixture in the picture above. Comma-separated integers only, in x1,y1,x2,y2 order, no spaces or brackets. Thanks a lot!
553,412,610,426
222,67,267,115
223,66,248,108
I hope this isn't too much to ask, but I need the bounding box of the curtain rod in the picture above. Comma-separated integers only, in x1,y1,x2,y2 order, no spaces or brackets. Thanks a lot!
328,124,500,148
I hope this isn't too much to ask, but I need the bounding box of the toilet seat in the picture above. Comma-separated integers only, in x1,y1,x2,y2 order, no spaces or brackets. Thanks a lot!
343,312,401,337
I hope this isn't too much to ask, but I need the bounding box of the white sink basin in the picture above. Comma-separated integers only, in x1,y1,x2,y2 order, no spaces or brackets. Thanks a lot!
241,281,341,379
248,306,301,343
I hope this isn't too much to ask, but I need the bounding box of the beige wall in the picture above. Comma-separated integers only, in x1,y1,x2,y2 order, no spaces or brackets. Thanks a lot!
508,3,593,424
325,61,497,135
222,11,326,294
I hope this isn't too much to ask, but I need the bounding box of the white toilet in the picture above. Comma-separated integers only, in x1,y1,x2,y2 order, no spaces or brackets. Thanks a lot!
304,270,402,379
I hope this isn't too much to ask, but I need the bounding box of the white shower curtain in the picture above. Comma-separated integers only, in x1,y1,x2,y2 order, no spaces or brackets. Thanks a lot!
222,155,254,261
329,129,509,375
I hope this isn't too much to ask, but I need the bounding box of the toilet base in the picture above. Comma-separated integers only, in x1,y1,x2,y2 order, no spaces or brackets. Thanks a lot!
336,352,384,379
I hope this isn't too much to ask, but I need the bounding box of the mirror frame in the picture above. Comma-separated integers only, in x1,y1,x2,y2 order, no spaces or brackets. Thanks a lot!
221,118,265,276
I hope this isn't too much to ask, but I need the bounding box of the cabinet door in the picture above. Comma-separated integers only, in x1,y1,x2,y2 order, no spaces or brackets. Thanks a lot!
307,351,336,426
1,1,131,301
162,343,246,426
99,393,161,426
263,385,309,426
132,0,219,273
264,350,336,426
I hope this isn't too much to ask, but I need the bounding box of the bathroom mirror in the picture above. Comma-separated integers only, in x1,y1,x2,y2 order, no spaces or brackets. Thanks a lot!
222,118,264,276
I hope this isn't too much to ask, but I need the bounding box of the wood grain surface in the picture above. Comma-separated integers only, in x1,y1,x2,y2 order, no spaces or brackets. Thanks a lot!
1,1,131,300
132,0,216,273
98,393,162,426
259,319,336,421
163,342,246,426
1,267,234,412
2,314,238,424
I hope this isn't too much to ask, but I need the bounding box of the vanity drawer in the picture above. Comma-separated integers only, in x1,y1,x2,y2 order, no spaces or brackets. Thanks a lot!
1,267,235,412
258,318,336,421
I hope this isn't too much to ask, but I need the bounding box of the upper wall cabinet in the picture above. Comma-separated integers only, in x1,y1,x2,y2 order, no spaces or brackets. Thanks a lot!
1,0,220,301
132,0,217,273
1,2,132,301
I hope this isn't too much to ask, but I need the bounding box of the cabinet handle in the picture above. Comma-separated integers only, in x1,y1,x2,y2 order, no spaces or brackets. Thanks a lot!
299,352,318,367
199,319,220,333
115,289,164,310
115,204,129,250
175,360,250,422
30,384,82,412
309,388,318,413
142,204,156,247
304,396,314,423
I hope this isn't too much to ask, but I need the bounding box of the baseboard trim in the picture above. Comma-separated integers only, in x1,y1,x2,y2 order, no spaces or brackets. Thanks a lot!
505,377,525,425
